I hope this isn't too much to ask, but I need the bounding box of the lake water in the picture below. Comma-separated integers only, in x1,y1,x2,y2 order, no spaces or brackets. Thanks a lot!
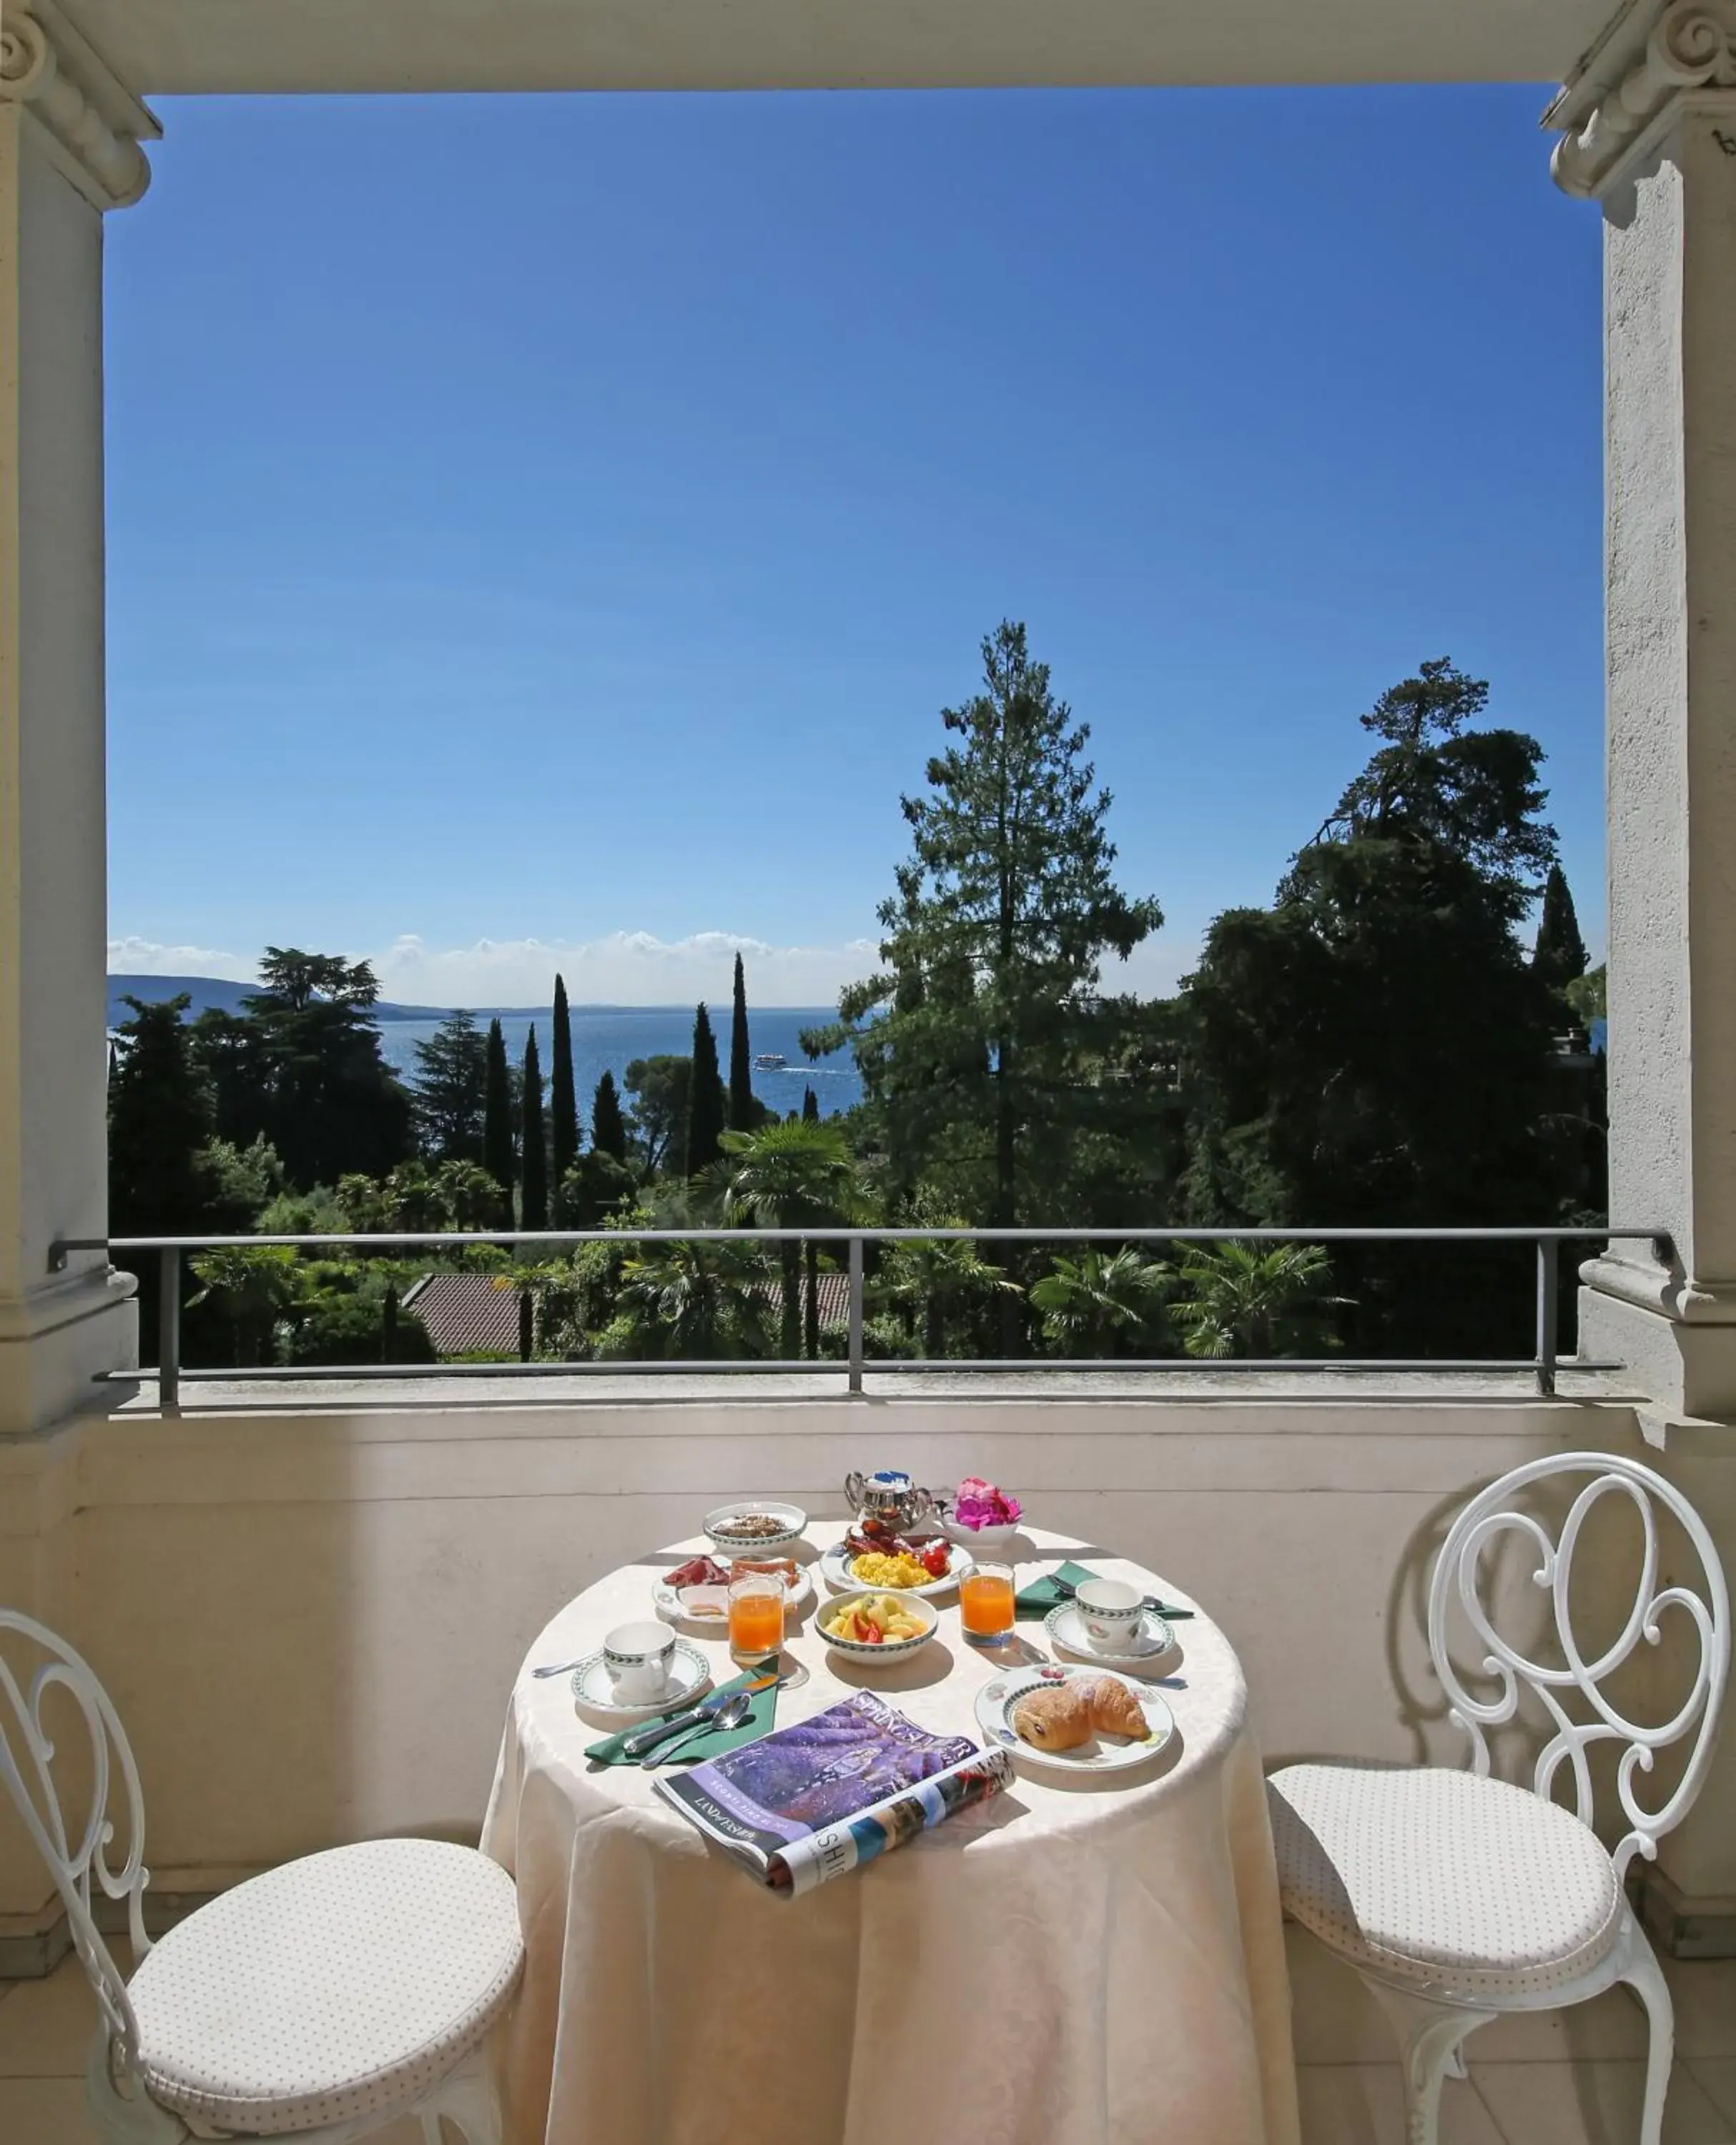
375,1004,862,1121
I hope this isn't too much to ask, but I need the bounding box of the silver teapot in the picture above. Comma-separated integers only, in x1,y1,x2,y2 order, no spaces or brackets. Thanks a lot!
844,1469,935,1534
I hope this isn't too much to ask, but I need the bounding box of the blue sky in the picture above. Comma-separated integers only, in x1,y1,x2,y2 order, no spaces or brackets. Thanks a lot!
105,84,1602,1007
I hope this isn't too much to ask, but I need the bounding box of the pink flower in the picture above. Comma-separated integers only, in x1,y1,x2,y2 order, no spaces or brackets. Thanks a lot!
952,1477,1022,1527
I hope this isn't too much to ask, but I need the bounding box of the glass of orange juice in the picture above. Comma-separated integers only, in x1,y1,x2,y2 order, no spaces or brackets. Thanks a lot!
960,1561,1017,1646
728,1571,785,1664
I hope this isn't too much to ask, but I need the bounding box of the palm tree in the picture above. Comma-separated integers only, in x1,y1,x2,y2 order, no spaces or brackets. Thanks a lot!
598,1238,772,1361
700,1120,869,1358
872,1200,1022,1358
1029,1248,1170,1358
1168,1241,1344,1359
187,1244,302,1366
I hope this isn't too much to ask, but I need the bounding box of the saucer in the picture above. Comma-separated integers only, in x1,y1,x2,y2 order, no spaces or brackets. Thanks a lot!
570,1639,711,1720
1043,1602,1178,1670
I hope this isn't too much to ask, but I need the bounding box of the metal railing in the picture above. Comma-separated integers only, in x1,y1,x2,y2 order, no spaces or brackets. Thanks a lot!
50,1225,1670,1405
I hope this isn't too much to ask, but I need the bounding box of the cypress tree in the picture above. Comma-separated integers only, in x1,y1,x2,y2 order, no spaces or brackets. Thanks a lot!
520,1024,548,1231
728,952,756,1130
686,1003,727,1176
802,1085,820,1123
1532,863,1589,994
550,974,578,1217
483,1017,515,1218
591,1070,628,1162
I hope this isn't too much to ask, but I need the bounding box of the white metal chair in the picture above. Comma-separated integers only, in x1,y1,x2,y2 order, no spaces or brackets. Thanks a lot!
0,1609,524,2142
1268,1451,1729,2145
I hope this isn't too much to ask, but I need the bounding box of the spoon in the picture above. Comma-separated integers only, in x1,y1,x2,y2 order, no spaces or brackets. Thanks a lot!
641,1690,753,1769
532,1655,597,1680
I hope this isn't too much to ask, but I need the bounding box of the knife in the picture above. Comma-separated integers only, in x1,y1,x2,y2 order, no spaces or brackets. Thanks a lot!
619,1670,781,1758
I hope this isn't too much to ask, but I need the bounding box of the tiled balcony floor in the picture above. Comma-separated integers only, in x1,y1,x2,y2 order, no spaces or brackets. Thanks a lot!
2,1926,1732,2144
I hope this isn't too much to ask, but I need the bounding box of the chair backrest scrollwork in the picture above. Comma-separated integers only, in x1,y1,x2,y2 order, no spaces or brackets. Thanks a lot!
0,1611,151,2074
1427,1453,1730,1876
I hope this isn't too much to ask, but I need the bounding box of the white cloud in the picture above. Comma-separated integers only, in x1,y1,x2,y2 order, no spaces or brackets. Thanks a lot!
108,924,1200,1007
106,937,258,982
109,929,882,1007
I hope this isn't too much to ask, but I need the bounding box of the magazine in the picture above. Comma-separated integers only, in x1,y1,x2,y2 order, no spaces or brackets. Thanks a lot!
654,1689,1014,1895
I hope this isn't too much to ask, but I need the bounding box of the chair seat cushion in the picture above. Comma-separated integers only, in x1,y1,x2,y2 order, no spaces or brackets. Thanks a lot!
127,1839,523,2136
1267,1763,1624,2004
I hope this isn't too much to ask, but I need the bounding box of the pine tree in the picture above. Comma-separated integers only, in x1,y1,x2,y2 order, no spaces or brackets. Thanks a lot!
108,996,217,1235
802,1086,820,1123
591,1070,628,1163
520,1025,548,1231
728,952,756,1130
550,974,578,1217
483,1017,515,1219
686,1004,727,1177
1532,863,1589,995
410,1009,488,1160
813,621,1162,1226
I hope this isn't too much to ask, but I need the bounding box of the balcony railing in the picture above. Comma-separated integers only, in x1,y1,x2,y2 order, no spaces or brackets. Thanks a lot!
50,1226,1669,1403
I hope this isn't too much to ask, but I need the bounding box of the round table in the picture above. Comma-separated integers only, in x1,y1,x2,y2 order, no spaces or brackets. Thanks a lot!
483,1522,1300,2145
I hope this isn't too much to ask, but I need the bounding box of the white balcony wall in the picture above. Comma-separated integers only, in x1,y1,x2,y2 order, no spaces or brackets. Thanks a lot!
4,1389,1702,1953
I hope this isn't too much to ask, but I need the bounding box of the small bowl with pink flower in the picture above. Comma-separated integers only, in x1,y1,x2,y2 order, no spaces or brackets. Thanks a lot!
939,1479,1025,1552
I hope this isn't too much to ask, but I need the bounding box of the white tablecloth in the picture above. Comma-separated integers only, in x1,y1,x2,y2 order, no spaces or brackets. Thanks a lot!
483,1523,1299,2145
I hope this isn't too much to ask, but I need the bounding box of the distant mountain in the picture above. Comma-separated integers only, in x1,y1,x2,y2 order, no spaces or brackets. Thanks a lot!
108,974,257,1023
107,974,689,1026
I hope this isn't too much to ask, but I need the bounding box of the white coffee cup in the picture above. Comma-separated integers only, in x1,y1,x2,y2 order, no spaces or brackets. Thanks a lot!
602,1620,679,1705
1074,1578,1145,1651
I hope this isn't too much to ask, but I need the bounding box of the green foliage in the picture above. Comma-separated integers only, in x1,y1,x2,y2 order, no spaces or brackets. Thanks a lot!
255,1183,350,1237
108,996,217,1236
626,1055,690,1177
1168,1241,1342,1360
701,1118,870,1358
728,953,761,1133
330,1158,500,1237
802,1087,820,1125
215,950,413,1188
869,1196,1022,1358
200,1135,285,1230
550,975,579,1214
520,1024,548,1231
596,1238,774,1362
1309,659,1555,923
811,622,1162,1228
686,1004,727,1178
1533,864,1589,996
482,1017,514,1216
1566,963,1607,1026
560,1150,637,1229
281,1291,435,1367
1180,659,1573,1357
1030,1248,1170,1357
187,1244,302,1366
591,1070,628,1163
411,1010,488,1162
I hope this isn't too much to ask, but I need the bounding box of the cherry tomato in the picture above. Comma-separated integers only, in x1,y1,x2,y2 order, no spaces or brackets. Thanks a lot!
919,1540,951,1579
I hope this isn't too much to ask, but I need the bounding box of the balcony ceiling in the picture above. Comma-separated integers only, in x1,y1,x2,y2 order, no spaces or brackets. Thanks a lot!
64,0,1613,97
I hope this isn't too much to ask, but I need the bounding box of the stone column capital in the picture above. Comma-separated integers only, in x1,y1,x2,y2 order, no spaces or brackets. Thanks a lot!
1545,0,1736,197
0,0,158,209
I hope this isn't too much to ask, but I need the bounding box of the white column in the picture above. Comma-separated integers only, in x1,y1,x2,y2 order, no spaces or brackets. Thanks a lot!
1549,1,1736,1944
0,4,155,1439
1551,0,1736,1423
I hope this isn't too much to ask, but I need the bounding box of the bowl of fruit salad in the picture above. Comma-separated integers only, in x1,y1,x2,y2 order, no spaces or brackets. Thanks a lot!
818,1589,939,1661
939,1478,1024,1551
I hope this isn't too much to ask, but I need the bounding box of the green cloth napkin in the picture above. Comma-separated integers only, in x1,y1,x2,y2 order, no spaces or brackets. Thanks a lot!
583,1657,781,1768
1014,1560,1100,1621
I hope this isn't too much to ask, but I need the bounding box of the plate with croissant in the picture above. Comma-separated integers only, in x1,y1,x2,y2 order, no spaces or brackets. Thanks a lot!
975,1664,1175,1776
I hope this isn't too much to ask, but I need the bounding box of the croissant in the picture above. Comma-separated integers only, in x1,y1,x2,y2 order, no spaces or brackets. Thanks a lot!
1012,1675,1150,1752
1012,1682,1094,1751
1085,1675,1148,1740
